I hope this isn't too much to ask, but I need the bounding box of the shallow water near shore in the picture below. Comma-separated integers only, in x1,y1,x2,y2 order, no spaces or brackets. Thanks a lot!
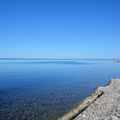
0,59,120,120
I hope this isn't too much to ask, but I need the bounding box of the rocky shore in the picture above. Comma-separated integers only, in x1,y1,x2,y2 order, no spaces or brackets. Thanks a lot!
58,79,120,120
74,79,120,120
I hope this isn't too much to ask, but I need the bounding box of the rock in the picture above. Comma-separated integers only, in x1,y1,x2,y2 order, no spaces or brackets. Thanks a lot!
74,79,120,120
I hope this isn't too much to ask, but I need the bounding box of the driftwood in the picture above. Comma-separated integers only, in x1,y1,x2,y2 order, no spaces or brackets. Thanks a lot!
57,88,104,120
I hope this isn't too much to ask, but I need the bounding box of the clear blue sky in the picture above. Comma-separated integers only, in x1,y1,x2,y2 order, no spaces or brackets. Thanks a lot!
0,0,120,59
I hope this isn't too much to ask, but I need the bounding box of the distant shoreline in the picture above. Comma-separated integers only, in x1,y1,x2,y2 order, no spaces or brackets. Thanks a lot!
114,60,120,63
116,60,120,63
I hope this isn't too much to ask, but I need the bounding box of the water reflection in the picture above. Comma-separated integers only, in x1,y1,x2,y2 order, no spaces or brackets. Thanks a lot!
0,60,120,120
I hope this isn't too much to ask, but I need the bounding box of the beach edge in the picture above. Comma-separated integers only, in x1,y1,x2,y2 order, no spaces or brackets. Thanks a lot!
57,79,114,120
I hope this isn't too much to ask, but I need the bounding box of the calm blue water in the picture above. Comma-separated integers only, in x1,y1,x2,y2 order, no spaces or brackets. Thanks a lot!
0,59,120,120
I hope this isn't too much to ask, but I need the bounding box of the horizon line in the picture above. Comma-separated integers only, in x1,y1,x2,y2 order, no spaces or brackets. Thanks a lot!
0,58,117,60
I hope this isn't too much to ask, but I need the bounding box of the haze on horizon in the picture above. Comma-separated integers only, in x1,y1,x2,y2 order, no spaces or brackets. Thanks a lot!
0,0,120,59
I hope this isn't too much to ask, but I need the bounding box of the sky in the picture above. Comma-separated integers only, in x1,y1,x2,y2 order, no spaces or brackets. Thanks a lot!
0,0,120,59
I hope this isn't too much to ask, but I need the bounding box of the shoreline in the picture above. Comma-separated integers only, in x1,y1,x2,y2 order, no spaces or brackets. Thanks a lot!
57,79,120,120
113,60,120,63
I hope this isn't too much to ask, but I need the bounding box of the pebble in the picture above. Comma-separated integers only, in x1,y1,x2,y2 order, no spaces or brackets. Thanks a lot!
74,79,120,120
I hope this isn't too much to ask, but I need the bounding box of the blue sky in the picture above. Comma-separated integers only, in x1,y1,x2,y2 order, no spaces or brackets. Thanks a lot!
0,0,120,59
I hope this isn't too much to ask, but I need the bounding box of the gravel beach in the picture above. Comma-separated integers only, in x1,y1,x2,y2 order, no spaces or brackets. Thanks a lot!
74,79,120,120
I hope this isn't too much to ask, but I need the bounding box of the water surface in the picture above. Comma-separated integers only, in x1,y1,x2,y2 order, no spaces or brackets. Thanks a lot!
0,59,120,120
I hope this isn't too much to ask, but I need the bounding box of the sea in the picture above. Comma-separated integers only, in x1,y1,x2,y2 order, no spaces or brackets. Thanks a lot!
0,59,120,120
